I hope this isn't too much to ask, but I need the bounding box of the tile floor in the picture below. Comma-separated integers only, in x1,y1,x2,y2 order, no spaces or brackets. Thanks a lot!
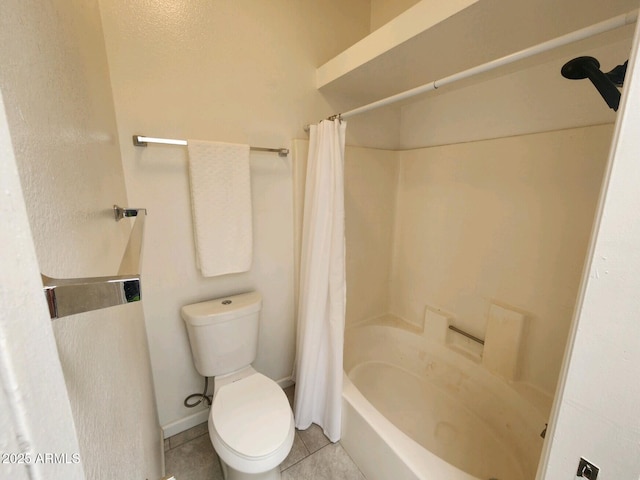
164,386,366,480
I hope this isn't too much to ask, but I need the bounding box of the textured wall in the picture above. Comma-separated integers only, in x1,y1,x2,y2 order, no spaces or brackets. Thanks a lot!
369,0,420,31
0,93,83,480
0,382,29,480
98,0,372,434
390,125,612,394
0,1,162,478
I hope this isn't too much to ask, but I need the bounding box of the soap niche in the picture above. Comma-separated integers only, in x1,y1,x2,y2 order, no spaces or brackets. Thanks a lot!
423,302,527,381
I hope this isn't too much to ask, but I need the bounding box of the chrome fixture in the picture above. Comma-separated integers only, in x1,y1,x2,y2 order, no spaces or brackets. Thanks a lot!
41,205,147,319
114,205,146,221
132,135,289,157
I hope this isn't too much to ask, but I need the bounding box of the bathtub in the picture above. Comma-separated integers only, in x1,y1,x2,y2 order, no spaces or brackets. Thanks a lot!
341,318,548,480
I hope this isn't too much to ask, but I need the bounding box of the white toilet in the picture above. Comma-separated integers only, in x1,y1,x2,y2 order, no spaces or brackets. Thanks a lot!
181,291,294,480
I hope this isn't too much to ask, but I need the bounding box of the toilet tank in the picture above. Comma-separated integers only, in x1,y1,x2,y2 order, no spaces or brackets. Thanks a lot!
181,291,262,377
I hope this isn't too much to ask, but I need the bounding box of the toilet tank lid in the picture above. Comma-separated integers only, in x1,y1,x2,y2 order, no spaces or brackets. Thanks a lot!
181,291,262,326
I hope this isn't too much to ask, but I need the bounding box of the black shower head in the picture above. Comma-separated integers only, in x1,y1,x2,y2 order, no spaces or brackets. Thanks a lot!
561,56,621,111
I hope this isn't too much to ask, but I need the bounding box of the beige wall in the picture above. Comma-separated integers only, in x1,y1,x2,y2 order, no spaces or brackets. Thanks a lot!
344,146,398,325
98,0,371,434
370,0,420,31
390,125,612,394
0,92,84,480
0,1,162,478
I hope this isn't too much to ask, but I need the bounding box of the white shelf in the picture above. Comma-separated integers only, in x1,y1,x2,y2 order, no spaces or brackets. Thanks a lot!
316,0,639,110
316,0,479,90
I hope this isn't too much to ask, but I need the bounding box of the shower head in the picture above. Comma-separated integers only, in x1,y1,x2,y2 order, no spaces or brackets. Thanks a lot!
561,56,621,111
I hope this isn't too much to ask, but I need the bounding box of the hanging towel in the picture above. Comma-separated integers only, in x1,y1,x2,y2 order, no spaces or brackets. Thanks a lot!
187,140,252,277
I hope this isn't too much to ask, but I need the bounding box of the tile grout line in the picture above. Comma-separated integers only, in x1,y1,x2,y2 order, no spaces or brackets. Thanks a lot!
338,441,367,480
166,430,210,452
281,441,334,473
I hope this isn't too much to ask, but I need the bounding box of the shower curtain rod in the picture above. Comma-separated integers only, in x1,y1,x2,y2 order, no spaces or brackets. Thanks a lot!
316,9,638,123
132,135,289,157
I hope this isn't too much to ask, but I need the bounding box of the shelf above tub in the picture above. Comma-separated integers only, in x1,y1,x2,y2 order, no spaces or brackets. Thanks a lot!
316,0,478,97
317,0,638,110
41,206,147,319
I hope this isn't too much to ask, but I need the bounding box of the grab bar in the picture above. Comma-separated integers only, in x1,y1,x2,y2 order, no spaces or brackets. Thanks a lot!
448,325,485,345
41,205,147,319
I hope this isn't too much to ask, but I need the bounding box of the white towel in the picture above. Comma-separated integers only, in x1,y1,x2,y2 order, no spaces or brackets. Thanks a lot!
187,140,252,277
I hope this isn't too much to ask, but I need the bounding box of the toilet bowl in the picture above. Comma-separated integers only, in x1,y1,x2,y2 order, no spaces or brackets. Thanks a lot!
209,367,294,480
181,292,294,480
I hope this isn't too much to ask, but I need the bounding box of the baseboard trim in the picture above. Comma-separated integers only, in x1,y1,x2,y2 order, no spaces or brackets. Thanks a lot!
277,376,294,389
162,409,209,439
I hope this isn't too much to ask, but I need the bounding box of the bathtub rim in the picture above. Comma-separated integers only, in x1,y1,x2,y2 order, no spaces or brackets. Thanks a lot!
342,371,478,480
342,323,546,480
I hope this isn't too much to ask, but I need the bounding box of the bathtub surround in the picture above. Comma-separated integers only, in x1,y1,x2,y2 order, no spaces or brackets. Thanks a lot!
186,140,253,277
390,125,611,395
342,146,398,325
295,120,348,442
423,309,451,345
482,304,527,381
294,124,612,401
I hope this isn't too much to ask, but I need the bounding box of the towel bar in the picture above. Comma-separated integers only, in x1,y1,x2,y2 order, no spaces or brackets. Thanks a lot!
133,135,289,157
41,205,147,319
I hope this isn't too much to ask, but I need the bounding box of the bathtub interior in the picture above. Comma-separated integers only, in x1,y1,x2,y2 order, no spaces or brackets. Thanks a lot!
343,315,550,480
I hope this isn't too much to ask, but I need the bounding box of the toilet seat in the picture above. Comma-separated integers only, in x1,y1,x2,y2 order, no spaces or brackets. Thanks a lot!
209,372,294,474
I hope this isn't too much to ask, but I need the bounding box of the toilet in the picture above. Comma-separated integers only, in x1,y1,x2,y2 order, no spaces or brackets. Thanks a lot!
181,291,294,480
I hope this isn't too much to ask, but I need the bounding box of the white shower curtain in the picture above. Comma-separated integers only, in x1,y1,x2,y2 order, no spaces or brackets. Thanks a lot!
294,119,347,442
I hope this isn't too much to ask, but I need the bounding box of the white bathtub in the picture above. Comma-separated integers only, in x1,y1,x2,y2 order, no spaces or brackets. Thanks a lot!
341,321,547,480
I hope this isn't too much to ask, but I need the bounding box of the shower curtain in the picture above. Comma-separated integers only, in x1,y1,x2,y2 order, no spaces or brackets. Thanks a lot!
294,118,347,442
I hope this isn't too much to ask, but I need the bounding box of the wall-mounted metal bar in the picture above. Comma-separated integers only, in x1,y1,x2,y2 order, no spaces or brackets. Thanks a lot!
41,205,146,320
132,135,290,157
448,325,485,345
42,274,142,319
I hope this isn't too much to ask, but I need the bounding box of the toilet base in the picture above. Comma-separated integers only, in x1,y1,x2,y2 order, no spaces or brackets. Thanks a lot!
220,457,281,480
